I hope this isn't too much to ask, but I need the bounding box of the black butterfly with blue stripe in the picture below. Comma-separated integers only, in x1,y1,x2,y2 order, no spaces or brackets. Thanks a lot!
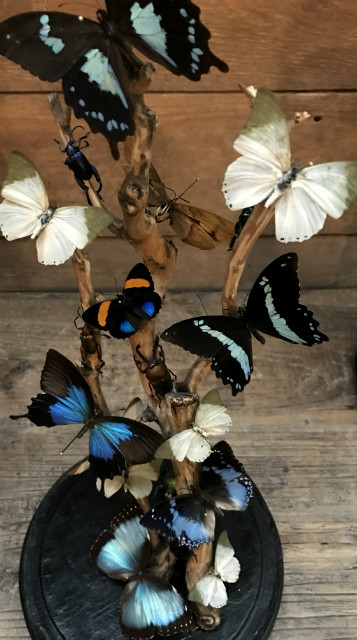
83,263,161,339
0,1,228,159
10,349,164,481
141,441,253,547
91,501,195,640
161,253,329,395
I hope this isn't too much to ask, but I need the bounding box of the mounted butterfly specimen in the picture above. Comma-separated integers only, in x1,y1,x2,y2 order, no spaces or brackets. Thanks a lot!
10,349,164,481
223,87,357,242
92,501,195,640
161,253,329,395
155,389,232,463
54,127,103,205
0,1,228,159
148,162,235,250
83,263,161,339
0,151,113,265
141,441,253,547
188,530,240,608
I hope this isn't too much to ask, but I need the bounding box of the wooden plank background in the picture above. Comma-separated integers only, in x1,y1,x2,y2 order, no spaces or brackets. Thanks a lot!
0,1,356,639
0,1,357,289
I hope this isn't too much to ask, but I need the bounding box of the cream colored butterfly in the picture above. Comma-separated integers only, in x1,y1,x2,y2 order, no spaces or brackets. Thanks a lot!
96,459,162,499
223,88,357,243
155,389,232,463
0,151,113,264
188,530,240,608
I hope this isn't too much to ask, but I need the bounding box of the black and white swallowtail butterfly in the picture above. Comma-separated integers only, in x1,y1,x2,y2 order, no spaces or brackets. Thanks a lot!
161,253,329,395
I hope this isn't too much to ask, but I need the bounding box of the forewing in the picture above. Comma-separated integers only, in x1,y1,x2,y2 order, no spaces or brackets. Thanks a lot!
0,12,100,81
245,253,328,345
195,389,232,436
92,501,150,580
189,575,227,608
89,416,164,480
233,88,291,170
62,45,135,160
223,156,278,211
108,0,228,80
201,441,253,511
1,151,48,211
299,161,357,219
121,576,195,640
0,200,41,241
140,494,215,547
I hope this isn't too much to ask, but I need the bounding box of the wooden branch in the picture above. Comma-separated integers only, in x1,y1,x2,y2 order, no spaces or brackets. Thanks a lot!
48,93,108,414
117,64,178,410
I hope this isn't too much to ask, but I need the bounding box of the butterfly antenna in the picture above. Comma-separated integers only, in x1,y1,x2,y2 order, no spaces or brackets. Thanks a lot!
60,425,87,455
174,178,199,203
195,290,208,315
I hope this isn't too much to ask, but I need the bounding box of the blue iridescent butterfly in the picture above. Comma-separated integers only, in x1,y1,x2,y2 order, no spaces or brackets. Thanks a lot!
91,501,195,640
82,263,161,339
0,1,228,158
10,349,163,480
162,253,329,395
141,441,253,547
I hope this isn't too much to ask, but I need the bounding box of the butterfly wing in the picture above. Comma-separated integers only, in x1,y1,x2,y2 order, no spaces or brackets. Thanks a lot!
10,349,94,427
121,576,195,640
140,494,215,547
161,316,253,395
155,429,212,463
201,441,253,512
35,205,113,265
245,253,329,345
170,203,235,250
214,530,241,583
107,0,228,81
275,161,357,243
194,389,232,436
89,416,164,480
92,502,151,580
188,574,227,608
223,155,280,211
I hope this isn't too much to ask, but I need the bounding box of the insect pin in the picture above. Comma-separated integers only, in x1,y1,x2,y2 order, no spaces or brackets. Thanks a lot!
54,126,103,205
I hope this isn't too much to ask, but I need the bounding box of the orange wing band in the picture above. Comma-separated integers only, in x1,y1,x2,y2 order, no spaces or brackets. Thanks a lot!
97,300,111,327
124,278,151,290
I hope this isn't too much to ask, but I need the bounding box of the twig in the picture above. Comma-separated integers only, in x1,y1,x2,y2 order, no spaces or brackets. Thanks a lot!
48,93,108,414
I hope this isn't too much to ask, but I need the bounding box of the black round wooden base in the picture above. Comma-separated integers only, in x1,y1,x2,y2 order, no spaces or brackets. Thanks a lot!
20,466,283,640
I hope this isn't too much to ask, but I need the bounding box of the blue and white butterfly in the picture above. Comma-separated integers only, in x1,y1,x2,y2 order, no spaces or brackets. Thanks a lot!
188,530,240,608
161,253,328,395
10,349,164,481
0,151,113,265
0,1,228,158
223,87,357,243
91,501,195,640
141,441,253,547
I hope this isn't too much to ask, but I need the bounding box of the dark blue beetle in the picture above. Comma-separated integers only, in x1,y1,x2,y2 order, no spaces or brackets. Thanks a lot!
54,127,103,205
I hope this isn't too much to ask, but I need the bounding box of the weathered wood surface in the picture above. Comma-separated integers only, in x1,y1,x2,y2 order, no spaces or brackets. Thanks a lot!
0,92,357,236
1,0,357,92
0,290,356,639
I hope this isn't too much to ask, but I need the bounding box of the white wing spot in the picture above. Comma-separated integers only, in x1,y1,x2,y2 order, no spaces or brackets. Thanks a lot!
39,14,65,54
78,98,85,107
81,49,128,108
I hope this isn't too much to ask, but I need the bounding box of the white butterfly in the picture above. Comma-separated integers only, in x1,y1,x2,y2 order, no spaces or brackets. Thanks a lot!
223,88,357,243
188,530,240,608
96,459,162,499
155,389,232,463
0,151,113,264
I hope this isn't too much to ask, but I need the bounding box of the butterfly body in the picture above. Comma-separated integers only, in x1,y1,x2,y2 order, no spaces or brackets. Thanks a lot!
10,349,164,480
162,253,328,394
92,502,195,639
0,2,227,157
141,442,253,547
223,88,357,242
83,263,161,339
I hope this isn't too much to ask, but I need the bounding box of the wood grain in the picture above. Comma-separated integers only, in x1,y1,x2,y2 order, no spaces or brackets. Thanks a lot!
1,0,357,92
0,290,356,638
1,92,357,240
